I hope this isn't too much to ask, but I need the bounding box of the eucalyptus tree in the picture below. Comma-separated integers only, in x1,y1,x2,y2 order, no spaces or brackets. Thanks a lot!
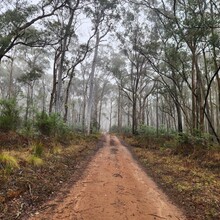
168,0,220,140
50,0,82,114
84,0,120,134
107,52,127,130
47,0,101,120
17,47,49,123
62,29,99,122
0,0,67,61
132,0,220,141
114,9,156,134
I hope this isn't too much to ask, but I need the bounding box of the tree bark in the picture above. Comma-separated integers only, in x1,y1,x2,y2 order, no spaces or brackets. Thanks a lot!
191,47,197,131
117,88,122,132
55,1,79,114
86,30,100,135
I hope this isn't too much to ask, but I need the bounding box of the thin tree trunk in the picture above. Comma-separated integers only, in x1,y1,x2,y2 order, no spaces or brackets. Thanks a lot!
191,47,197,131
63,69,74,122
41,80,46,113
49,49,60,114
156,86,159,136
8,57,14,99
132,94,137,135
142,98,146,124
25,85,30,124
109,99,113,131
118,87,122,132
175,100,183,133
195,58,205,133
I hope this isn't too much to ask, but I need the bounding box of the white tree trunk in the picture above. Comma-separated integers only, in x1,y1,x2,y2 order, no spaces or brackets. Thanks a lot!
86,30,100,135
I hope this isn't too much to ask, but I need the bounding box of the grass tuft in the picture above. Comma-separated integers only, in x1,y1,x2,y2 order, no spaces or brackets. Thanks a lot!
26,155,43,166
0,151,19,173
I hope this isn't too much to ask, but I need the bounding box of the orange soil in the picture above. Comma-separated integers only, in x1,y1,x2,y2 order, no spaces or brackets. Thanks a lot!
29,134,186,220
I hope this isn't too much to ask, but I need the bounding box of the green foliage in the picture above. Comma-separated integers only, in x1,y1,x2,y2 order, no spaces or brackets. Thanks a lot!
18,64,43,84
91,120,100,133
0,152,19,174
0,99,20,132
20,120,37,137
138,125,157,136
209,33,220,48
71,124,84,133
0,3,39,54
35,112,70,137
138,124,168,136
178,132,212,148
110,125,132,134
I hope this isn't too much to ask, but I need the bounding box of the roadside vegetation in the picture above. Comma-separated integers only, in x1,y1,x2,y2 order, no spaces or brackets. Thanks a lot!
0,131,101,220
0,100,101,219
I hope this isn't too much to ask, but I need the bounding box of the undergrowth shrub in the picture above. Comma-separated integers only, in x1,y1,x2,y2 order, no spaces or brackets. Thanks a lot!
0,99,20,132
35,112,70,137
178,132,212,148
71,124,83,133
131,124,218,155
20,119,37,137
110,125,132,134
138,125,157,136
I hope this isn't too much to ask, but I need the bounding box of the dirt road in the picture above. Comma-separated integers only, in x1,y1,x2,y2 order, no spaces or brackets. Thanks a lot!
30,135,186,220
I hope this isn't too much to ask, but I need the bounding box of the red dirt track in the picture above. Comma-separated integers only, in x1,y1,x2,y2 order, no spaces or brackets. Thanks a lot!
30,134,186,220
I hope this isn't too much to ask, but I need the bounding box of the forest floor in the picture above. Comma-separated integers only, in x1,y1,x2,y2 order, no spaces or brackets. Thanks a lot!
28,134,185,220
0,132,101,220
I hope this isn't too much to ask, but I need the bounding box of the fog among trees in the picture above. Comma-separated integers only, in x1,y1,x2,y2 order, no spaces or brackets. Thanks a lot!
0,0,220,143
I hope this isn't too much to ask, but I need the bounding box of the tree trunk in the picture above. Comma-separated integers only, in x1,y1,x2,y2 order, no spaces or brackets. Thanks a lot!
191,47,197,131
55,3,76,114
175,100,183,133
132,92,138,135
8,57,14,99
63,68,74,122
117,87,122,132
49,49,60,114
141,98,146,124
109,99,113,131
98,100,102,130
82,70,88,132
55,42,67,114
25,85,30,124
156,86,159,136
42,79,46,113
86,30,100,135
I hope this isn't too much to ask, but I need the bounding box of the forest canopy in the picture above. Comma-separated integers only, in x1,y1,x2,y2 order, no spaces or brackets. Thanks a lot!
0,0,219,143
